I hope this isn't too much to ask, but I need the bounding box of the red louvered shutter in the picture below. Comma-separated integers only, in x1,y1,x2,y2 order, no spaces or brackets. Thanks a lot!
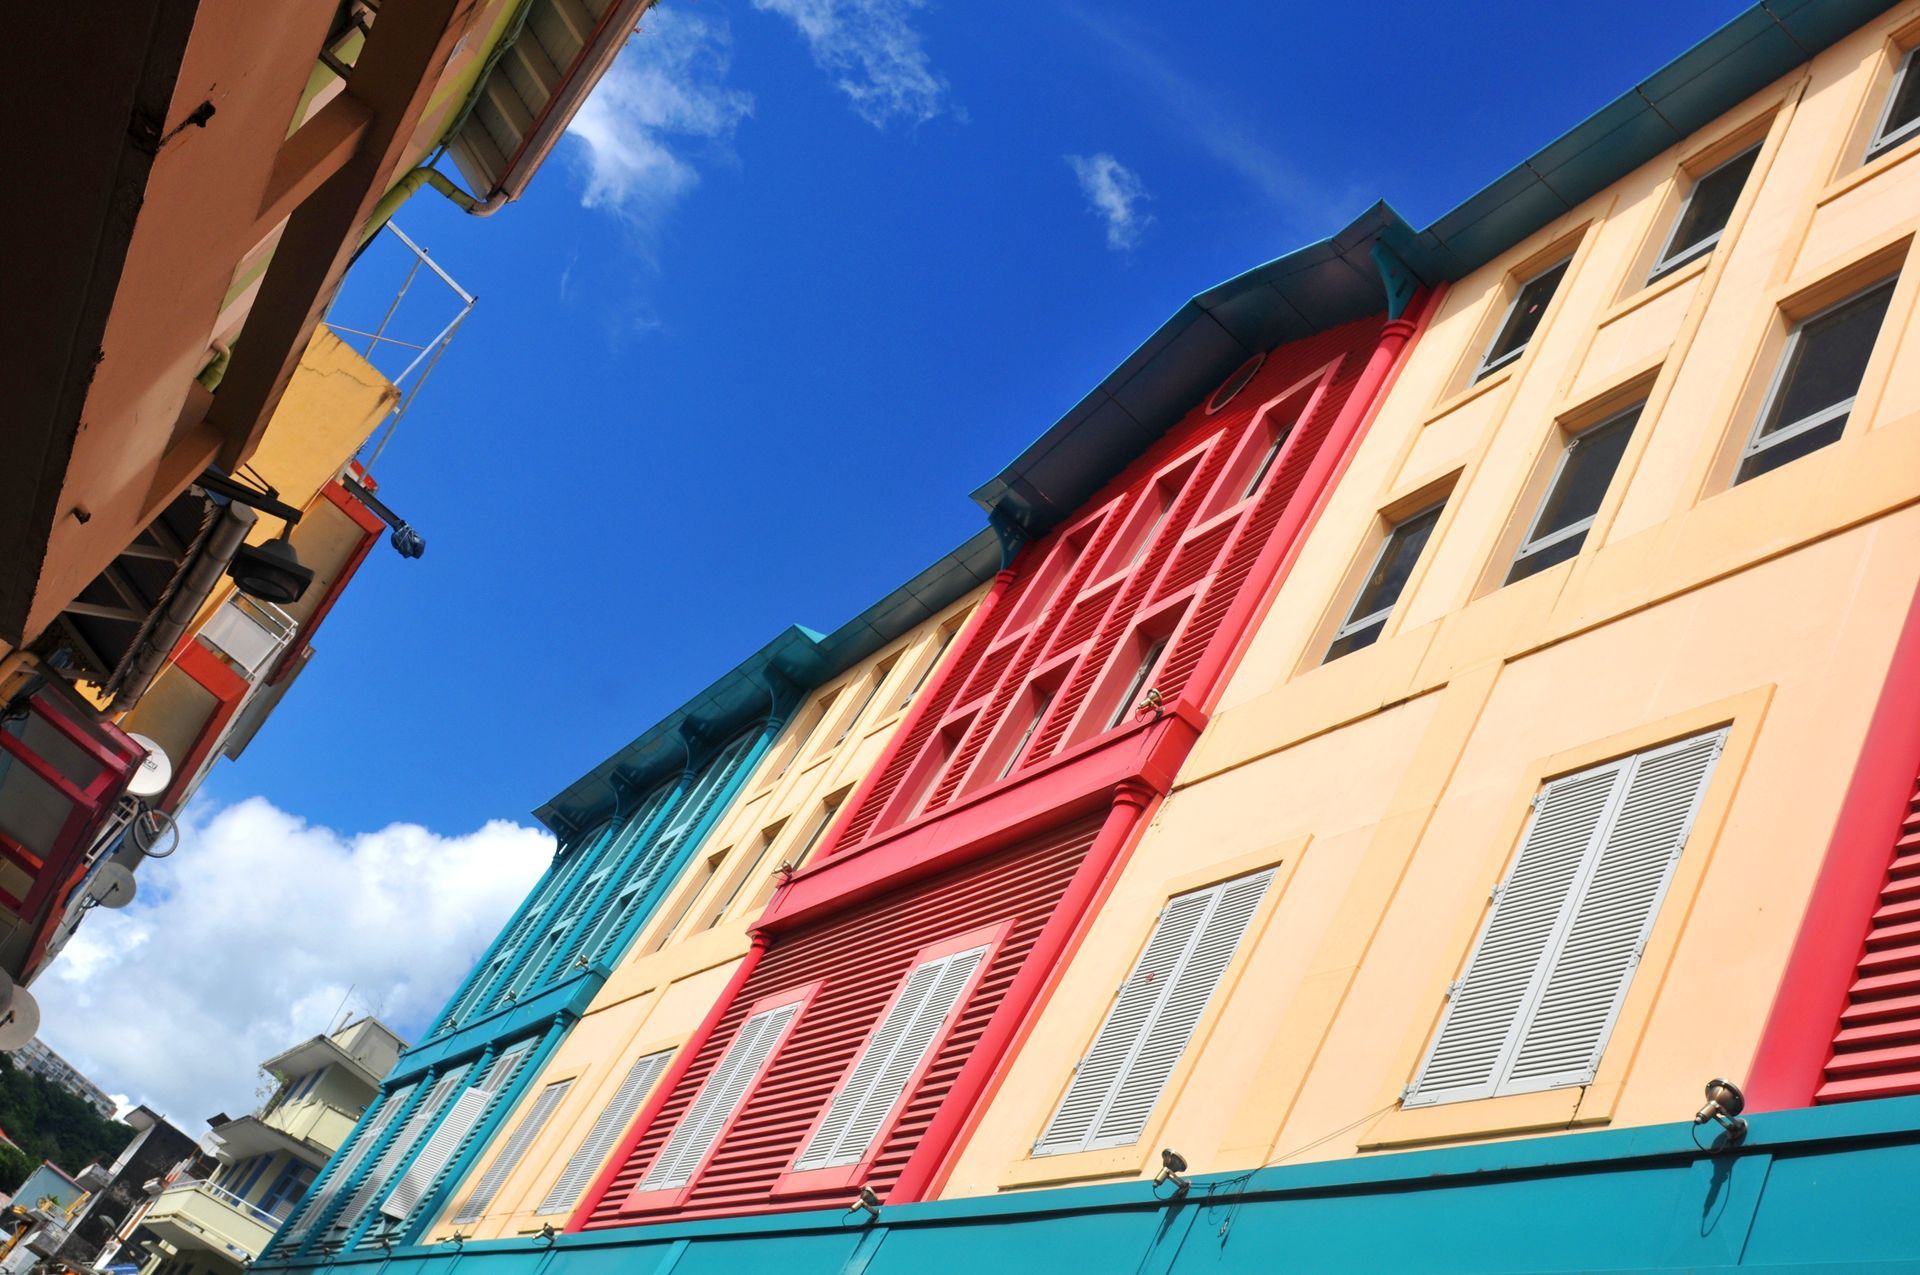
1819,771,1920,1102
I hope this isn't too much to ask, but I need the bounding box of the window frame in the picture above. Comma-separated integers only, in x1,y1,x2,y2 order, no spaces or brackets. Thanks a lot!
1646,142,1761,283
1473,257,1571,382
1504,403,1641,585
773,923,1008,1196
1734,274,1899,486
1867,44,1920,161
1323,499,1446,663
621,981,822,1211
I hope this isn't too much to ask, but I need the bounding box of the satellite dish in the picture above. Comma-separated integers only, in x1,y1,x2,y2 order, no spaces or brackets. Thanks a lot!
85,864,137,910
0,988,41,1050
125,735,172,799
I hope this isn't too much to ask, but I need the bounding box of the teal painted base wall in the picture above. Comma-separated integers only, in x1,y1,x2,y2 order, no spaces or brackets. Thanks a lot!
258,1096,1920,1273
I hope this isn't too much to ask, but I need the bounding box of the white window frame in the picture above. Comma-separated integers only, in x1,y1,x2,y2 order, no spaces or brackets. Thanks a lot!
1868,45,1920,160
1403,729,1726,1108
1325,502,1443,660
1506,406,1638,581
791,942,990,1173
1033,870,1274,1156
1646,143,1760,282
1473,258,1570,380
1736,276,1897,483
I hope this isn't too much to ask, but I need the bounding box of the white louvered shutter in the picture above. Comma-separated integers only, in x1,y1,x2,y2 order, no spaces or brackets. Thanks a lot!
1406,729,1724,1107
453,1079,573,1225
539,1050,675,1215
381,1045,534,1224
336,1069,468,1236
640,1000,801,1191
1505,731,1723,1089
1093,871,1270,1146
284,1085,410,1240
1035,870,1271,1157
794,944,987,1171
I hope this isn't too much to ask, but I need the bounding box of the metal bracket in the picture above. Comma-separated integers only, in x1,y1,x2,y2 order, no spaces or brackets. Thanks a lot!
1369,239,1422,321
988,507,1030,571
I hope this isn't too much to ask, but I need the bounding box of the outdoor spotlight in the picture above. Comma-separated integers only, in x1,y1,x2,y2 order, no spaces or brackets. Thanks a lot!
846,1186,880,1223
1136,688,1165,718
448,1233,467,1252
535,1224,558,1246
227,534,314,604
1154,1148,1191,1196
1693,1077,1748,1143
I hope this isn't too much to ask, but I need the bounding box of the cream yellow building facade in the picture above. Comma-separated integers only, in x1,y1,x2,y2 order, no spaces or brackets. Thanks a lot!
941,2,1920,1196
422,586,985,1239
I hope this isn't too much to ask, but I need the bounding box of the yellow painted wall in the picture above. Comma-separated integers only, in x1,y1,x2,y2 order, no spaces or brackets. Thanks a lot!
428,590,985,1239
939,3,1920,1197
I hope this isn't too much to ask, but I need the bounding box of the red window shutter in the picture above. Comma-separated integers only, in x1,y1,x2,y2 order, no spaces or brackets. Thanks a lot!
1819,770,1920,1102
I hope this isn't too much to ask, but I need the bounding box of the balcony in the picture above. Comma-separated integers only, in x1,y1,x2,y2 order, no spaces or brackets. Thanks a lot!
197,593,296,680
141,1179,285,1264
208,1097,358,1164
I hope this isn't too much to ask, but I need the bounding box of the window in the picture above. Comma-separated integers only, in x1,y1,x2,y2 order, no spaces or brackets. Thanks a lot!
451,1079,573,1225
646,850,726,954
1034,870,1273,1155
539,1051,675,1214
999,689,1054,779
830,659,896,748
792,942,990,1172
703,824,781,928
1242,430,1287,501
1404,730,1726,1107
282,1084,410,1240
379,1045,533,1227
1869,45,1920,159
1736,276,1897,484
332,1072,464,1237
259,1161,315,1218
229,1155,270,1199
1505,405,1639,585
638,995,807,1192
1106,638,1169,729
1325,502,1444,661
1206,353,1265,413
1475,258,1570,380
1648,144,1759,282
902,627,957,704
794,794,844,866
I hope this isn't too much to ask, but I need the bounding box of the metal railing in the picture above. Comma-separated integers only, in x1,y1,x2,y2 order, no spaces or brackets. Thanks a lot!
164,1178,287,1230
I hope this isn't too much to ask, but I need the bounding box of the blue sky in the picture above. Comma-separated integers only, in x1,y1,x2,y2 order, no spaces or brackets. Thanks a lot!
50,0,1770,1125
214,0,1748,838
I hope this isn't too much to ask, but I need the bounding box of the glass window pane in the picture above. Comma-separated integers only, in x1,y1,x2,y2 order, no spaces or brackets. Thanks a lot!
1327,504,1442,661
1478,259,1570,378
1536,411,1636,535
1872,50,1920,154
1736,416,1847,484
1653,146,1758,278
1506,530,1586,584
1757,280,1895,442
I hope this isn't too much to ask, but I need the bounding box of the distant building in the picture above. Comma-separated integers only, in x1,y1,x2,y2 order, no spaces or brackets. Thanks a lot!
128,1018,405,1275
11,1040,116,1119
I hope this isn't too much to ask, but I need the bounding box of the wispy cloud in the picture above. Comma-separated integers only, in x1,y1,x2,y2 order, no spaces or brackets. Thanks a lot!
565,7,753,218
1067,153,1151,251
1071,9,1354,228
36,797,550,1130
752,0,954,128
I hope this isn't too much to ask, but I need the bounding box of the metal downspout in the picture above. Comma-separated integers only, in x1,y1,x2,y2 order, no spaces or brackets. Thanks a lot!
112,501,259,711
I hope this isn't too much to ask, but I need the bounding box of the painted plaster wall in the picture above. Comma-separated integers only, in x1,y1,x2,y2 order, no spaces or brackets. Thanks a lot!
427,594,983,1240
942,3,1920,1196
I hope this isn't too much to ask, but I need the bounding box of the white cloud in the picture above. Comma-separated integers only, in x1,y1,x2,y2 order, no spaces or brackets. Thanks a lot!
752,0,953,128
1067,153,1151,251
34,797,551,1133
564,7,753,217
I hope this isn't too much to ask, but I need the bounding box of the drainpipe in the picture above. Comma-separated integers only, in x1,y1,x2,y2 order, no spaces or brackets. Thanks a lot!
566,931,770,1231
1746,573,1920,1110
890,779,1157,1204
360,166,506,246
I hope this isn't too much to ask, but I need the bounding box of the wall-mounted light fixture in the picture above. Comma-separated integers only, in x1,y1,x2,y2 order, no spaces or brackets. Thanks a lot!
1154,1148,1190,1196
846,1185,880,1223
1694,1077,1748,1144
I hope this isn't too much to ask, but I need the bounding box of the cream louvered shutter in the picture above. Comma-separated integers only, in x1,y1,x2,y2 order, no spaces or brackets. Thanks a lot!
1504,731,1723,1089
1035,870,1271,1156
794,944,987,1171
452,1079,573,1225
640,1000,801,1191
1406,729,1723,1106
539,1050,675,1215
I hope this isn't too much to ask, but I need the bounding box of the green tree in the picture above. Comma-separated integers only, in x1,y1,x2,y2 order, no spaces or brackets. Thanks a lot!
0,1057,131,1175
0,1141,31,1194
